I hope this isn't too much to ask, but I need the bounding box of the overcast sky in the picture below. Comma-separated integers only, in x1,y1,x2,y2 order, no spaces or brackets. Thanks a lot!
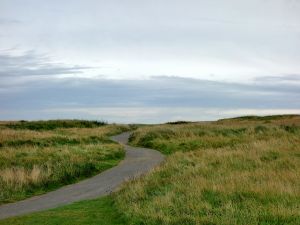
1,0,300,123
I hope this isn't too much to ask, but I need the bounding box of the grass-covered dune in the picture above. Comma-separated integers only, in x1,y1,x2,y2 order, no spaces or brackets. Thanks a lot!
115,115,300,225
0,120,130,204
1,115,300,225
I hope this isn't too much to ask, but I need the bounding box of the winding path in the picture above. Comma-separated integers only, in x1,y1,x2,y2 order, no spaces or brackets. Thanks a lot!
0,132,164,220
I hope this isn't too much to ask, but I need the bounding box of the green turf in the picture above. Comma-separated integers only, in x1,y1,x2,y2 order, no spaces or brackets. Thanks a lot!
0,196,128,225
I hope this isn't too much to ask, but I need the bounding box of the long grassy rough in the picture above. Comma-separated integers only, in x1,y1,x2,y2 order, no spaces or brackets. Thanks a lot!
0,121,130,204
115,115,300,225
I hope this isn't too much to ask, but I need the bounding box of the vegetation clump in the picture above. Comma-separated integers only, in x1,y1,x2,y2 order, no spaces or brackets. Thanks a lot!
5,120,106,131
165,121,193,125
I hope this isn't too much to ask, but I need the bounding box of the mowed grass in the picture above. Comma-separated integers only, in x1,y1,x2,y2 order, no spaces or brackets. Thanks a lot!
114,115,300,224
0,120,130,204
0,196,127,225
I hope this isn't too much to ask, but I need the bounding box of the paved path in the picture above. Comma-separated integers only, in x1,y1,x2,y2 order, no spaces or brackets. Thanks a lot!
0,132,164,220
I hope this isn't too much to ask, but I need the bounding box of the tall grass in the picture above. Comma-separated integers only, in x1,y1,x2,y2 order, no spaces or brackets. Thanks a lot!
115,115,300,225
4,120,106,130
0,121,130,204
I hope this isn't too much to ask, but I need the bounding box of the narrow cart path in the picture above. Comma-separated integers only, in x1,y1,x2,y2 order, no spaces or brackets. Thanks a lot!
0,132,164,220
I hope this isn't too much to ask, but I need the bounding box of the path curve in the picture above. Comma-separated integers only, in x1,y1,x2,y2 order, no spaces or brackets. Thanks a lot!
0,132,164,220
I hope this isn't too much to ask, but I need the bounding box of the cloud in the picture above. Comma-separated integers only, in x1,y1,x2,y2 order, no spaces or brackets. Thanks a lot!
1,1,300,122
0,75,299,122
0,51,91,78
254,74,300,83
0,18,21,25
1,0,300,81
0,50,299,122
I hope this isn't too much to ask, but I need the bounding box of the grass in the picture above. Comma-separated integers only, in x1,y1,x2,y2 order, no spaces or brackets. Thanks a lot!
1,115,299,225
0,120,130,204
115,115,300,224
0,196,127,225
4,120,106,130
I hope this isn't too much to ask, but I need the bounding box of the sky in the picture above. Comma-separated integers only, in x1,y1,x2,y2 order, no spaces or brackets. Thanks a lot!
0,0,300,123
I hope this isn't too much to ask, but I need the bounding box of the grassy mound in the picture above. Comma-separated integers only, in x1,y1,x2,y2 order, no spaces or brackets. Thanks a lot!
0,122,129,204
116,115,300,224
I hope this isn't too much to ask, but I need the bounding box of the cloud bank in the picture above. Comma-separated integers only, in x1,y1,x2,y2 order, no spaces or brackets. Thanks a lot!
1,1,300,122
1,0,300,81
0,51,299,123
